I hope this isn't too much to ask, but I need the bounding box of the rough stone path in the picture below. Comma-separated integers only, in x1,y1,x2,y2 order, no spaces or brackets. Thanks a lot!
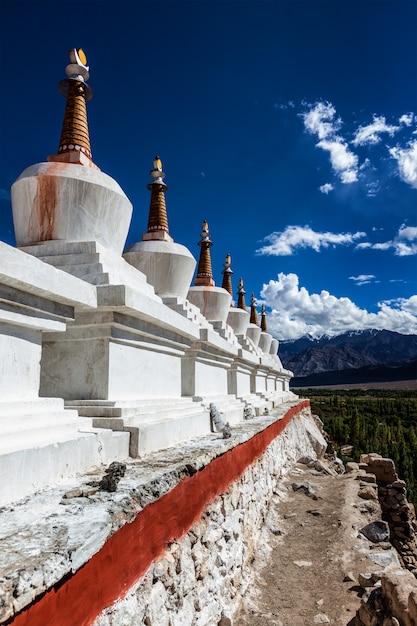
235,463,382,626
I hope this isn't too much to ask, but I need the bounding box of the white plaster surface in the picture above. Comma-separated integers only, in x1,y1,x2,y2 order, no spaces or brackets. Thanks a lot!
187,286,232,322
270,337,279,355
66,398,211,457
226,308,250,336
20,240,158,297
39,305,196,401
108,341,182,399
124,240,196,298
0,329,43,400
246,323,261,347
258,331,272,354
227,361,253,398
12,162,133,254
0,241,97,308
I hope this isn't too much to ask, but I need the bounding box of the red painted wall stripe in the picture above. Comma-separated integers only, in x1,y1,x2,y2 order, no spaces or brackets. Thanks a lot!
10,401,309,626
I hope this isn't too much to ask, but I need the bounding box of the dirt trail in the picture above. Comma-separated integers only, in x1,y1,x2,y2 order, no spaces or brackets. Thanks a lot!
236,464,383,626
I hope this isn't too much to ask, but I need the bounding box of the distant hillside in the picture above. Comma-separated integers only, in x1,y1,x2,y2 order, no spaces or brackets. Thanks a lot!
290,358,417,387
279,329,417,384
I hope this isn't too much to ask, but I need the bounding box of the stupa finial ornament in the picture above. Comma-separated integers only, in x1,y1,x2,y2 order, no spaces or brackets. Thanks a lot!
250,293,259,325
194,220,215,286
143,155,173,242
221,254,234,301
260,303,268,332
237,277,247,311
49,48,95,167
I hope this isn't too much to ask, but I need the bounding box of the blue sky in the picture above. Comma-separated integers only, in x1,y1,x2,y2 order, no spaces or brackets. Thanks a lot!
1,0,416,340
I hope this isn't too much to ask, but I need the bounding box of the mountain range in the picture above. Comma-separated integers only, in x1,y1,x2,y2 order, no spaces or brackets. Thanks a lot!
278,329,417,387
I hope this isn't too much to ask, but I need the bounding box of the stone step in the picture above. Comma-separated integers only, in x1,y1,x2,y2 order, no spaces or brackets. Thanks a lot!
77,404,207,420
0,427,130,506
162,297,212,329
0,422,93,454
0,398,67,415
20,240,101,257
66,397,196,407
66,398,203,415
125,411,211,457
195,394,245,426
37,252,101,266
239,394,273,416
37,260,110,285
0,409,89,436
45,262,104,277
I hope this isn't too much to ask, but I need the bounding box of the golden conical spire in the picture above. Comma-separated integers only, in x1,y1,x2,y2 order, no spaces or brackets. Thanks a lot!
143,156,173,242
194,220,215,286
221,254,233,299
49,48,95,167
260,303,267,332
237,277,247,311
250,293,259,325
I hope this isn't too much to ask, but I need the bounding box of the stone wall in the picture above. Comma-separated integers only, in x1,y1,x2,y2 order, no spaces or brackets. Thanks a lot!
24,405,322,626
94,407,325,626
355,454,417,626
361,454,417,575
2,402,325,626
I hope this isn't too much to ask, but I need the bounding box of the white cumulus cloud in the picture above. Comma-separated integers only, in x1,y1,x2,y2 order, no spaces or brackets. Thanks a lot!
389,140,417,189
349,274,376,286
399,113,414,126
316,139,358,183
319,183,334,194
356,224,417,256
256,225,366,256
352,115,399,146
302,102,359,184
260,272,417,340
299,102,417,192
302,101,341,139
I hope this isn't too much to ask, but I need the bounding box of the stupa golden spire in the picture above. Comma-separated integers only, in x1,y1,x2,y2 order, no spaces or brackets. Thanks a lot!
143,156,173,242
260,303,268,332
49,48,95,167
250,293,259,325
221,254,233,299
237,277,247,311
194,220,215,286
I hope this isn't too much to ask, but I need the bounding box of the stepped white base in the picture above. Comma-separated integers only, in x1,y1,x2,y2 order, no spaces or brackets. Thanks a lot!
19,240,158,297
256,390,298,407
193,394,244,426
238,394,273,416
0,398,130,506
66,398,211,458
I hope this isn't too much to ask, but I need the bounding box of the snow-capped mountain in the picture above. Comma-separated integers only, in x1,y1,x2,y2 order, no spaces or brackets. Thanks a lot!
279,329,417,379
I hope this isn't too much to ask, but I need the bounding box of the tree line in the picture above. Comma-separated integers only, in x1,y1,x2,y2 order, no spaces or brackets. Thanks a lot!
297,389,417,507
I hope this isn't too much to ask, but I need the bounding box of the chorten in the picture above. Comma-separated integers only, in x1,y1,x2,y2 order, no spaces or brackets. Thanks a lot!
124,156,196,299
260,304,267,332
226,274,250,337
12,48,132,254
187,221,232,322
250,293,258,325
258,303,272,353
221,254,234,304
237,278,247,311
246,293,261,347
194,221,215,286
49,48,95,168
143,156,172,242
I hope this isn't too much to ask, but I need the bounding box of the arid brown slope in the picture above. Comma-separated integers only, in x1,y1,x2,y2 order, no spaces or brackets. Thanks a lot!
236,464,389,625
